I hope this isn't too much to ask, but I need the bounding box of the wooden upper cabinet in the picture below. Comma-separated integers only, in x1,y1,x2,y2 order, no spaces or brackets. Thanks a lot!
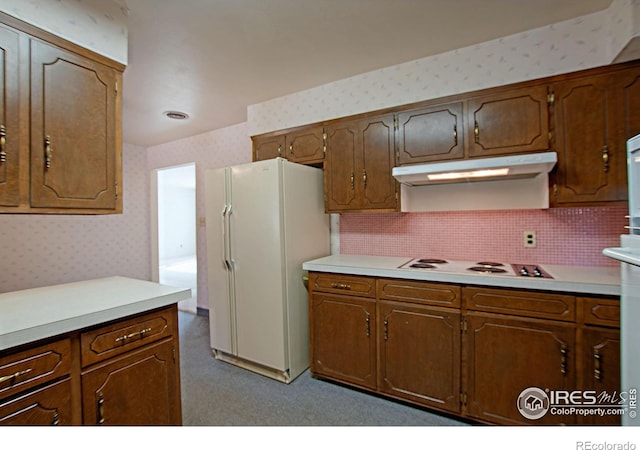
621,67,640,141
467,85,550,157
253,134,284,161
0,13,124,214
325,114,398,212
286,126,324,164
29,40,119,210
252,126,324,165
397,102,464,164
0,24,20,207
551,73,627,205
324,120,359,211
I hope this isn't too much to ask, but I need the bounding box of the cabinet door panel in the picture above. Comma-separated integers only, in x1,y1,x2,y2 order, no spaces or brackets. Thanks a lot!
465,313,575,425
552,74,626,204
253,135,284,161
379,301,460,413
82,339,181,425
325,123,358,211
0,24,20,207
622,68,640,140
286,126,324,163
467,86,550,157
310,293,376,390
30,40,117,210
580,328,621,425
360,115,397,210
397,103,464,164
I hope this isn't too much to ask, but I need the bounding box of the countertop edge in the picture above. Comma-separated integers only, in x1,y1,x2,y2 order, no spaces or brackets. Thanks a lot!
303,257,621,297
0,278,191,352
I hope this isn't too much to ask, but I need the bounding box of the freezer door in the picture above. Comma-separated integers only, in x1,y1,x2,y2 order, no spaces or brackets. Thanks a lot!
205,167,235,354
229,159,287,370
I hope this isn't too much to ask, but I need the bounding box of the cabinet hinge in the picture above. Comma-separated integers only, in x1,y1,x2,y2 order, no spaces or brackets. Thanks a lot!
547,92,555,105
173,346,176,363
393,116,398,129
460,392,468,407
115,181,119,200
115,80,118,97
460,317,467,334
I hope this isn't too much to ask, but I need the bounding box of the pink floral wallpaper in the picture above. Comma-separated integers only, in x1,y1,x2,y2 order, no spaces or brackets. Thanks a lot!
0,143,151,293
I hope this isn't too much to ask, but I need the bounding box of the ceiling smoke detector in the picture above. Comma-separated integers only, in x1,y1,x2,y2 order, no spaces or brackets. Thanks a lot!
163,110,190,120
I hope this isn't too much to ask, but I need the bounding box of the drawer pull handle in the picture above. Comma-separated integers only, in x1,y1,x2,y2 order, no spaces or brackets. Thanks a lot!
0,124,6,164
115,327,152,343
560,345,568,375
594,350,602,381
602,145,609,172
44,135,53,169
330,282,351,290
97,393,105,425
0,368,33,384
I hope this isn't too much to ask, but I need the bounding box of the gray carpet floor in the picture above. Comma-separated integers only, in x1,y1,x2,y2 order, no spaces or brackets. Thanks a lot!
178,311,469,426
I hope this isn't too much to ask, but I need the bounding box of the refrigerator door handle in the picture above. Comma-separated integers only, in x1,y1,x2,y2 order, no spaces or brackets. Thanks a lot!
226,204,234,271
221,204,232,271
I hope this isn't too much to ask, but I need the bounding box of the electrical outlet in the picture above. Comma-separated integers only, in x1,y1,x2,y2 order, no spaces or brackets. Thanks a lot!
524,231,537,248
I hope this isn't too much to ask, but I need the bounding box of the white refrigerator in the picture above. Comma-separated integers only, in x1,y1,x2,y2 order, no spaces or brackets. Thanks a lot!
205,158,330,383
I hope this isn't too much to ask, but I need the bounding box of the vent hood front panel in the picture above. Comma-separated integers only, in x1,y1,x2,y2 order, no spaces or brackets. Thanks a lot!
392,152,558,186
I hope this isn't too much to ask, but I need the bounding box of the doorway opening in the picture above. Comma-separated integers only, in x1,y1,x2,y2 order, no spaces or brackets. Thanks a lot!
154,163,197,314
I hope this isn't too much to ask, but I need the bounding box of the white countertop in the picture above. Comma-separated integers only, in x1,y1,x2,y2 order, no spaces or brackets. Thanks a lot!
0,276,191,351
303,254,621,296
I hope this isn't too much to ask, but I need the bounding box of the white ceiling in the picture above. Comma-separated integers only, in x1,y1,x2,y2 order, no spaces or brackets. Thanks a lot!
123,0,613,148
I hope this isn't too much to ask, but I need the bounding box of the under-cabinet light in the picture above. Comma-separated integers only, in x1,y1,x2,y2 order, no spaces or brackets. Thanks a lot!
427,168,510,181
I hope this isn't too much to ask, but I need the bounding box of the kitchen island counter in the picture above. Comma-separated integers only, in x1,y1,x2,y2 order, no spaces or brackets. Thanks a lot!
303,254,620,296
0,276,191,351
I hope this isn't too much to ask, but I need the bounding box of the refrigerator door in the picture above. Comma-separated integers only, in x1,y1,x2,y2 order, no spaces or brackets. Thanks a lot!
205,167,235,354
229,159,287,370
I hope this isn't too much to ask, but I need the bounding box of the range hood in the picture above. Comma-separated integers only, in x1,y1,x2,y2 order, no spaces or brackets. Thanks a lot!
392,152,557,186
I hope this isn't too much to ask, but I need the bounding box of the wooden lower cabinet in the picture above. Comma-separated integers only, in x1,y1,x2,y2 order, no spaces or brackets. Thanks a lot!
308,272,621,426
464,312,576,425
378,300,460,413
0,305,181,426
310,293,377,390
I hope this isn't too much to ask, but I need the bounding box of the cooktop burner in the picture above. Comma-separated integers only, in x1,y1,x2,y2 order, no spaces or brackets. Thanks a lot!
409,263,437,269
417,258,448,264
476,261,504,267
468,266,508,274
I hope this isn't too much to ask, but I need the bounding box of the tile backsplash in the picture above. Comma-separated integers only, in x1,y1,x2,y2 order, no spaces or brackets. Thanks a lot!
340,206,627,267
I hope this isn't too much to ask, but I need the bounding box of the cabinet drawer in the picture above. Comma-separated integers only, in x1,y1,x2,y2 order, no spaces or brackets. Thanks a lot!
581,297,620,328
81,307,175,367
309,272,376,298
463,287,575,322
0,377,72,425
377,279,461,308
0,338,71,401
